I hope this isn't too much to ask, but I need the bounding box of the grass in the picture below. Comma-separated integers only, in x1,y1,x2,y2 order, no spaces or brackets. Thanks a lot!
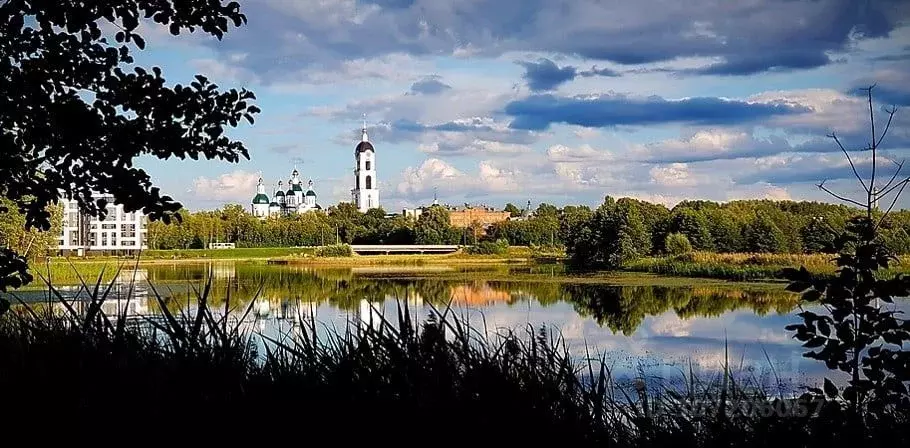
626,252,910,281
1,272,907,444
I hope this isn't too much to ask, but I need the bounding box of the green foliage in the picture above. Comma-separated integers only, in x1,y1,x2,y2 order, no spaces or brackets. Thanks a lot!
704,208,743,253
784,216,910,418
664,232,693,256
0,1,259,289
745,213,787,253
504,203,522,217
801,217,837,254
415,205,459,244
569,196,650,267
487,214,559,246
0,197,63,261
315,244,353,257
466,239,509,255
670,208,714,251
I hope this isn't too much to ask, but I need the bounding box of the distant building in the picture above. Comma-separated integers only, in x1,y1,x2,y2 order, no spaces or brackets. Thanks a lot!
352,120,380,212
251,168,321,219
57,193,148,254
447,205,511,229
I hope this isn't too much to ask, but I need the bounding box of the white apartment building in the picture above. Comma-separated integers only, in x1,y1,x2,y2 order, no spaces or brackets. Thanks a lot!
58,193,148,254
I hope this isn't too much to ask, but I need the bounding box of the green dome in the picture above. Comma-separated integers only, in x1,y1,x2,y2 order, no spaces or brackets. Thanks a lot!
252,193,270,205
270,202,280,207
274,190,285,197
292,183,304,192
306,190,317,197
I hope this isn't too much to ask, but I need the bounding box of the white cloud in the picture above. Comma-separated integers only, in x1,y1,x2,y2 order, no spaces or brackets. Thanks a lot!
649,163,699,187
190,170,261,203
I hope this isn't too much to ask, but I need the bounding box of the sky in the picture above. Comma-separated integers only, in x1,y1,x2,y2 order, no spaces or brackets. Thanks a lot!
132,0,910,213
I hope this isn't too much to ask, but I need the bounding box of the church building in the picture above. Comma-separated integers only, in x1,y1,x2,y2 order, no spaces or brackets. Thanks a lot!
251,168,320,219
252,120,379,217
352,121,379,212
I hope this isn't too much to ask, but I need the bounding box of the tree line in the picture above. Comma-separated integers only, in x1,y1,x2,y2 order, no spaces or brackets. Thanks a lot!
147,202,467,249
6,193,909,260
563,196,910,267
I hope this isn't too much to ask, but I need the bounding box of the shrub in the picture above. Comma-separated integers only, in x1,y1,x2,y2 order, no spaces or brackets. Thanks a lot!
467,239,509,255
315,243,353,257
664,232,693,256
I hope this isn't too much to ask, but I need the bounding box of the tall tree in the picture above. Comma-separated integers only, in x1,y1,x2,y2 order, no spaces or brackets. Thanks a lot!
0,0,260,290
415,205,457,244
669,208,714,251
503,203,522,218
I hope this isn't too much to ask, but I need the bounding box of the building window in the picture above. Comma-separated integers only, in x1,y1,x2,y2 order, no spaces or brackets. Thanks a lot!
365,160,371,170
366,176,372,189
356,176,360,190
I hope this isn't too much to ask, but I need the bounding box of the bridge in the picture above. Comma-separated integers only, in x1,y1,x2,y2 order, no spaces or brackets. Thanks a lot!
349,244,460,255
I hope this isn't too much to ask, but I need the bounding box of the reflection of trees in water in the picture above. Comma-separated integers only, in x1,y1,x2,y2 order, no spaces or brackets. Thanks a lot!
136,264,799,334
564,284,798,335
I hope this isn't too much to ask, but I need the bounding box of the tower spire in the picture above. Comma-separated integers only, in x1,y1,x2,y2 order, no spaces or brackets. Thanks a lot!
361,113,369,142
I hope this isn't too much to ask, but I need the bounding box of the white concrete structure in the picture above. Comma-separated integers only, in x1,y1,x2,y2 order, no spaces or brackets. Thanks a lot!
250,169,321,219
352,121,379,212
57,193,148,253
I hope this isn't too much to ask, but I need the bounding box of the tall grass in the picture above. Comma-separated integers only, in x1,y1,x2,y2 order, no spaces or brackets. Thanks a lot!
626,252,910,281
0,271,906,445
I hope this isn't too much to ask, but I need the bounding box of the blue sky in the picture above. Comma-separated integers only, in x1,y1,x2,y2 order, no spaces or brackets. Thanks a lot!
131,0,910,212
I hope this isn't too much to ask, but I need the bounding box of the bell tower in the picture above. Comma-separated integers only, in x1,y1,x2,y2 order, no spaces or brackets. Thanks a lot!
352,116,379,212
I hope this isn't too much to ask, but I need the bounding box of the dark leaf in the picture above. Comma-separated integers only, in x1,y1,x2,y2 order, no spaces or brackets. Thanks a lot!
823,378,838,398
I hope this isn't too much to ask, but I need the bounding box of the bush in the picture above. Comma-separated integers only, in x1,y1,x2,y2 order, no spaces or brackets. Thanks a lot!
664,232,693,256
466,239,509,255
315,243,353,257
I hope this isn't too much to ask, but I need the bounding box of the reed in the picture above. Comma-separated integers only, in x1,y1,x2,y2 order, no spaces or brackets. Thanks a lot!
626,252,910,281
0,273,906,445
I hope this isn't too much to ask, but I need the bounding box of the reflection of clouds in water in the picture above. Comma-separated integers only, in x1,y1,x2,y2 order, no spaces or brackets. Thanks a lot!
647,314,692,337
441,302,832,388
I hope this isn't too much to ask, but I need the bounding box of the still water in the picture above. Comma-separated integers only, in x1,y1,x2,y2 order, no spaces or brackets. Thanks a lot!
12,261,906,390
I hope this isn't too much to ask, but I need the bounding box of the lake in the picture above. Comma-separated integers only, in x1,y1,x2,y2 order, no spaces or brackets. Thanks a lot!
10,261,903,392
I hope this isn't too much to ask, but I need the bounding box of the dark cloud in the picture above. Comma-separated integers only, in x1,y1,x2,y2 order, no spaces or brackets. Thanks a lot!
409,76,452,95
872,45,910,62
211,0,909,81
580,66,621,78
866,85,910,106
332,117,538,147
735,160,876,185
517,58,622,91
504,94,810,130
849,64,910,106
518,58,577,91
693,52,832,76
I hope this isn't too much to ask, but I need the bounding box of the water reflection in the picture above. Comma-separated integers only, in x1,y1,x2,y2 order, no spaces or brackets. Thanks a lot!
7,261,907,390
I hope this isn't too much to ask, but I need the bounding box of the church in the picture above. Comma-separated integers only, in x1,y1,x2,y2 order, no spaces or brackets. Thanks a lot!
251,121,380,218
251,168,320,218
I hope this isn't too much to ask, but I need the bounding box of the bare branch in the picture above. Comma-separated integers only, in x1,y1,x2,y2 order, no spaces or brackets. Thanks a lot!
874,176,910,200
876,177,910,231
875,106,899,148
866,85,877,216
829,132,869,193
877,158,905,194
817,180,867,208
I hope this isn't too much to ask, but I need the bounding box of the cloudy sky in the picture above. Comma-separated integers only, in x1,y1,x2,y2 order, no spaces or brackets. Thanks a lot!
134,0,910,212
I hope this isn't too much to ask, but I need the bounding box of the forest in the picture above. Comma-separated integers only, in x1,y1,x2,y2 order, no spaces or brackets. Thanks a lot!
143,196,910,262
8,193,910,265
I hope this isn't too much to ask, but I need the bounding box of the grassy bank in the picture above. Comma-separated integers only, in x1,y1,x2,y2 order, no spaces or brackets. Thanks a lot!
2,279,906,445
625,252,910,281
